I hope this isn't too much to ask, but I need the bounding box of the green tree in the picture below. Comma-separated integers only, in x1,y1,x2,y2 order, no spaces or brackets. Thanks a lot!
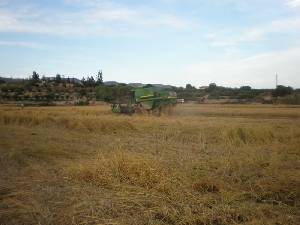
32,71,40,82
186,84,195,89
240,86,252,91
208,83,217,92
86,76,96,87
81,77,86,86
273,85,293,97
90,76,95,85
55,74,62,83
144,84,153,88
96,70,103,85
79,88,87,97
95,85,131,102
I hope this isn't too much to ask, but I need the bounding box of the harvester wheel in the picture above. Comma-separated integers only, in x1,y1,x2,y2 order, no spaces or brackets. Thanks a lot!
159,105,175,115
135,105,148,115
151,106,162,116
158,106,162,116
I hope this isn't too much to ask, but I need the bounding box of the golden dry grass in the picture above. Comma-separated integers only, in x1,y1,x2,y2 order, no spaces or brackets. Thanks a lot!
0,104,299,225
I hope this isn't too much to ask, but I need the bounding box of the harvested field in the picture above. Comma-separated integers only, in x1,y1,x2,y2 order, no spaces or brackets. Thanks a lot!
0,104,300,225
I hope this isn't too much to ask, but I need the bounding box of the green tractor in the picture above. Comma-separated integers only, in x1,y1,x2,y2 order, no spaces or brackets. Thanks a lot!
111,87,177,115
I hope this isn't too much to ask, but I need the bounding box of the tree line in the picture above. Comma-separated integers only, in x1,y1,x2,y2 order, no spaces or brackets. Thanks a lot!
0,70,132,103
0,72,299,104
29,70,103,86
171,83,298,101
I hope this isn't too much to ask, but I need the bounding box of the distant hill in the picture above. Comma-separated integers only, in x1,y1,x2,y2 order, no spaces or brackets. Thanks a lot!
0,77,27,83
127,83,144,88
151,84,173,90
107,81,173,89
104,81,120,86
128,83,173,89
105,81,173,89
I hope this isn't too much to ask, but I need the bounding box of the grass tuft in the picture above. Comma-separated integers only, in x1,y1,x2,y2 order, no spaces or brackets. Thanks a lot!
70,151,174,193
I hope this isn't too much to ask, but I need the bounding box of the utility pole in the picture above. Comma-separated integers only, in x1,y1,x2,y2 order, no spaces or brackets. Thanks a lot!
275,74,278,88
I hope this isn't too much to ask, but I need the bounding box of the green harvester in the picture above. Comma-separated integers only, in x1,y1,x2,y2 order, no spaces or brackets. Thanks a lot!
111,87,177,115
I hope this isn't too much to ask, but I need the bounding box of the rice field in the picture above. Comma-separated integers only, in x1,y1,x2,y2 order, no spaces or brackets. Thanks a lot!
0,104,300,225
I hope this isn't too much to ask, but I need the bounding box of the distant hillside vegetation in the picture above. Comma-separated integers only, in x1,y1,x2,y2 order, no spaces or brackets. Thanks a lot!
0,73,299,105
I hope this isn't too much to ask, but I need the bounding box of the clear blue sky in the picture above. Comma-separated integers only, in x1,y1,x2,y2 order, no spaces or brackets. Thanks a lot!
0,0,300,88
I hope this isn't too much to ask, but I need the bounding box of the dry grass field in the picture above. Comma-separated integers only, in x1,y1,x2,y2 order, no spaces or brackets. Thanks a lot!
0,104,300,225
